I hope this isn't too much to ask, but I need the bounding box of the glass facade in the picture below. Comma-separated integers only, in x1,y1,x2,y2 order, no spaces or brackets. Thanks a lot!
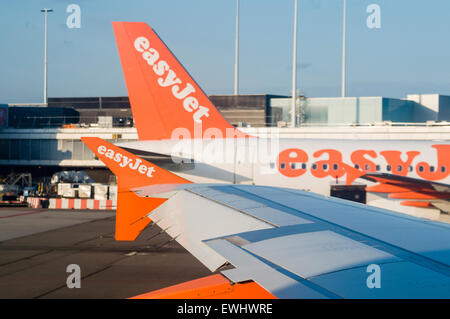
269,96,426,125
0,139,99,162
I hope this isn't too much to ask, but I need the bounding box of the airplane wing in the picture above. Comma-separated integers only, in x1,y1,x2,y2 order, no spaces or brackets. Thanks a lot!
82,137,450,299
362,172,450,212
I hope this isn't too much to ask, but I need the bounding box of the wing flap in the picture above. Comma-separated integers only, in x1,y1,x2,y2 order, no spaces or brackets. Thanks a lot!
147,188,274,271
206,239,334,299
240,231,399,279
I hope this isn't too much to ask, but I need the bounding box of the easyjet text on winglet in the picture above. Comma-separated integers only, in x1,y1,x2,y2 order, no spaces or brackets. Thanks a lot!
97,145,155,177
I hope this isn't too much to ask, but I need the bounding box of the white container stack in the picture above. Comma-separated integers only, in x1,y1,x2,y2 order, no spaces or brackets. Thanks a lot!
109,185,117,202
78,184,92,198
93,184,108,200
58,183,77,198
55,183,117,203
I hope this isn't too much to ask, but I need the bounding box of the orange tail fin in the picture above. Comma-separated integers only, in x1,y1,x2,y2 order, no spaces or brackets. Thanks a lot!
112,21,246,140
82,137,190,240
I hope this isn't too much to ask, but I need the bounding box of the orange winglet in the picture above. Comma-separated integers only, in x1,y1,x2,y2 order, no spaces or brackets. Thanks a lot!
115,190,167,241
112,21,248,141
81,137,190,192
130,274,276,299
82,137,190,240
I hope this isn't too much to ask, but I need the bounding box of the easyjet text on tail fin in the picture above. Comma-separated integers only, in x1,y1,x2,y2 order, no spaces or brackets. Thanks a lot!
112,22,247,140
82,137,190,240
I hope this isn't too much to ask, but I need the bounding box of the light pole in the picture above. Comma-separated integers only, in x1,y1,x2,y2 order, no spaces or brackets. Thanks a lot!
41,8,53,105
341,0,346,98
234,0,239,95
291,0,298,127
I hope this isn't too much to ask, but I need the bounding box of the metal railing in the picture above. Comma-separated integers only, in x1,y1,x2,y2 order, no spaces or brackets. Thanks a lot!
4,114,450,129
7,116,134,129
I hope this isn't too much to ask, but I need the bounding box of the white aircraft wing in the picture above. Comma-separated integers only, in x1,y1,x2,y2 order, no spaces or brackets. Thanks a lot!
134,183,450,299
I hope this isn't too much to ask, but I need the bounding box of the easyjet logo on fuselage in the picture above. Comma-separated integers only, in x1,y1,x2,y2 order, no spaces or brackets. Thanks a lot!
277,144,450,183
134,36,210,124
97,145,155,178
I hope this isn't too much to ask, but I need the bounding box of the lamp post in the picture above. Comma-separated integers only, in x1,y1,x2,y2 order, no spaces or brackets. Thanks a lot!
234,0,239,95
291,0,298,127
41,8,53,105
341,0,346,98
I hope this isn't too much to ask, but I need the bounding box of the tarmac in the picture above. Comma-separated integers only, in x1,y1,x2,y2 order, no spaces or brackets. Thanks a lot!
0,208,211,299
1,207,449,300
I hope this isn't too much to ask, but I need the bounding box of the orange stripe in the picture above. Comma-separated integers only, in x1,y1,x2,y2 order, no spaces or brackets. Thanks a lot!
68,198,75,209
366,176,413,186
389,191,450,200
131,274,276,299
400,201,432,208
366,183,416,193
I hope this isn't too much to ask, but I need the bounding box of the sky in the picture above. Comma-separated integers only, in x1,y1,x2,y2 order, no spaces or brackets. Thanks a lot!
1,0,450,103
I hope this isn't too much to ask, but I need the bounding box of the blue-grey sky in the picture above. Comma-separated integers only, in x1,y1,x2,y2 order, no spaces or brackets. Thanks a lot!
1,0,450,103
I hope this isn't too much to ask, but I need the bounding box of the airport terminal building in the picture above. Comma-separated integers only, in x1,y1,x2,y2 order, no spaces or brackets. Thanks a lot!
272,93,450,125
1,93,450,217
1,93,450,180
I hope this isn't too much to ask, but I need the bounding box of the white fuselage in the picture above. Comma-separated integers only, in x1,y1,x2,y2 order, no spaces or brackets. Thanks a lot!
117,138,450,217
